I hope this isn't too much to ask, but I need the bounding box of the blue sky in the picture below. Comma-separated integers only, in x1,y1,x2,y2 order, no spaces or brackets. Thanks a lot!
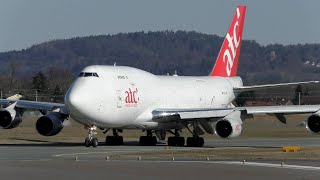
0,0,318,52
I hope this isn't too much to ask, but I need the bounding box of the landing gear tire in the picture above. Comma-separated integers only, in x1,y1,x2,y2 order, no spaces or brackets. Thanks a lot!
186,137,204,147
139,136,157,146
85,137,91,147
106,136,124,145
92,137,99,147
168,137,185,147
84,137,99,148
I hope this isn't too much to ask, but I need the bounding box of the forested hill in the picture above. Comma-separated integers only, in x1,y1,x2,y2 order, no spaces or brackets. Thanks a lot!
1,30,320,85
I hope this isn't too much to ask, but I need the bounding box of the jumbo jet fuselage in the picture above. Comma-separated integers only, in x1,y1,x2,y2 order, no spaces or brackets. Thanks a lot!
65,65,243,130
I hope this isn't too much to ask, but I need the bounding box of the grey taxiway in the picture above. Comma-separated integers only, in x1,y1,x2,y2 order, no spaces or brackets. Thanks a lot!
0,138,319,179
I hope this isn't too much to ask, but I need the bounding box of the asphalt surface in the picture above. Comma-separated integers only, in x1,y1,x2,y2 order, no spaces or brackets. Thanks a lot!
0,138,319,160
1,160,320,180
0,138,319,179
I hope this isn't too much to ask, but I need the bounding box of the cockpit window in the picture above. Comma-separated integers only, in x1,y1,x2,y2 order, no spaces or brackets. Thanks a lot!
84,73,93,77
78,72,99,77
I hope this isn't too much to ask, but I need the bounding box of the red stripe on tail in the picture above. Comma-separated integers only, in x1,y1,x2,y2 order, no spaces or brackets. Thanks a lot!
210,5,246,77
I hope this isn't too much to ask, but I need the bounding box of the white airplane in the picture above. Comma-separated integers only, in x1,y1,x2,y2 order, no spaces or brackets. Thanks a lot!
1,5,320,147
6,94,23,101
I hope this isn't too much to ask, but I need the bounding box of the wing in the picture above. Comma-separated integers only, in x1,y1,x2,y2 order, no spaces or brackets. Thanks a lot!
234,81,319,93
0,99,67,114
153,105,320,124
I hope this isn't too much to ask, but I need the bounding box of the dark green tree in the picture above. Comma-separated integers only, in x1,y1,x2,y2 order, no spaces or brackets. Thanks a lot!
51,84,63,103
32,71,48,92
293,85,303,105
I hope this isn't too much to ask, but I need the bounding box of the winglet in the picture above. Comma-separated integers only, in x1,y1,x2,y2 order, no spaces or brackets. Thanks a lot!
210,5,246,77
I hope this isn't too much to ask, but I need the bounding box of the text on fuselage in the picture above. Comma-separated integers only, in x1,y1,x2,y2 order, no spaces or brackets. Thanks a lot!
125,88,139,107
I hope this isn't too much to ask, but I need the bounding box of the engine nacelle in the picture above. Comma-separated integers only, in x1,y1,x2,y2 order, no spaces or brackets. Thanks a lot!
214,119,242,138
306,114,320,133
36,112,65,136
0,109,22,129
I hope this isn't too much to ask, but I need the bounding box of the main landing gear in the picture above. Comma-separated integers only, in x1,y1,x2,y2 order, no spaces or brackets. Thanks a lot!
166,128,204,147
186,135,204,147
166,124,204,147
105,129,124,145
85,126,99,147
139,130,157,146
167,129,185,147
184,124,205,147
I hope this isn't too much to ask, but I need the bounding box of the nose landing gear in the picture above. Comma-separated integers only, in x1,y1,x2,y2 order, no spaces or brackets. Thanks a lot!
84,126,99,147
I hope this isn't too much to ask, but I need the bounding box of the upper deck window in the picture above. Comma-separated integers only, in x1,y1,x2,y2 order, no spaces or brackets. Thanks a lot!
78,72,99,77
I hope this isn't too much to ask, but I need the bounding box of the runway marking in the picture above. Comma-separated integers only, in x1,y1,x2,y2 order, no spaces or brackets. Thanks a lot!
170,161,320,171
53,150,150,157
105,160,320,171
53,152,108,157
212,161,320,171
21,159,52,162
52,148,172,157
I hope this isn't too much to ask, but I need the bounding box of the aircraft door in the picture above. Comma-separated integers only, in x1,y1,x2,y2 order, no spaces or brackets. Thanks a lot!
209,96,215,107
116,90,122,108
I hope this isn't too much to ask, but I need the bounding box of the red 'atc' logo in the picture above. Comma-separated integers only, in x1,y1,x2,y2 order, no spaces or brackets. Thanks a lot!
125,88,139,106
235,124,241,132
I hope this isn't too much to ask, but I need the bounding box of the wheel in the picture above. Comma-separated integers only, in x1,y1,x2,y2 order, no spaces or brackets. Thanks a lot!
198,137,204,147
139,136,147,146
186,137,204,147
177,137,185,147
106,136,114,145
106,136,124,145
168,137,184,146
151,136,157,146
85,137,91,147
139,136,157,146
186,137,193,147
92,137,99,147
116,136,124,145
168,137,174,146
194,137,204,147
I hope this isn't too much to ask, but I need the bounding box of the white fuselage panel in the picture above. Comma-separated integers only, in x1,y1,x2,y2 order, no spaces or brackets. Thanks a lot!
64,66,242,129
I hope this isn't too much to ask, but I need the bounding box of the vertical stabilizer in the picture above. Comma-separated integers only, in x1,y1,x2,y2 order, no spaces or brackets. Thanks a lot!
210,5,246,77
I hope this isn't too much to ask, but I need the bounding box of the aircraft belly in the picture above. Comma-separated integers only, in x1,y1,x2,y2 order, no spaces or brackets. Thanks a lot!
124,122,184,130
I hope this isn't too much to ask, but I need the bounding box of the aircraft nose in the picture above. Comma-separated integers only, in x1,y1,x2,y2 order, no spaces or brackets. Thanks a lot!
65,86,84,113
65,90,79,108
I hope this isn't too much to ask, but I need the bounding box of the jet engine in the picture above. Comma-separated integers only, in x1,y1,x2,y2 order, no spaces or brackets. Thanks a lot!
36,112,67,136
214,119,242,138
0,108,22,129
306,114,320,133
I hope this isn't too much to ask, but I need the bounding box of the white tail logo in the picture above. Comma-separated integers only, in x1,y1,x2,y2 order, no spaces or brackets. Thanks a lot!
223,8,241,76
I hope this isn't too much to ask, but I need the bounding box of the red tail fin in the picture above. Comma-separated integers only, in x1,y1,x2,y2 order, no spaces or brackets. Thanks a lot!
210,5,246,77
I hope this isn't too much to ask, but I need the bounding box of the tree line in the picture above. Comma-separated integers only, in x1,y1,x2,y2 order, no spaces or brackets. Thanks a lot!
0,30,320,103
